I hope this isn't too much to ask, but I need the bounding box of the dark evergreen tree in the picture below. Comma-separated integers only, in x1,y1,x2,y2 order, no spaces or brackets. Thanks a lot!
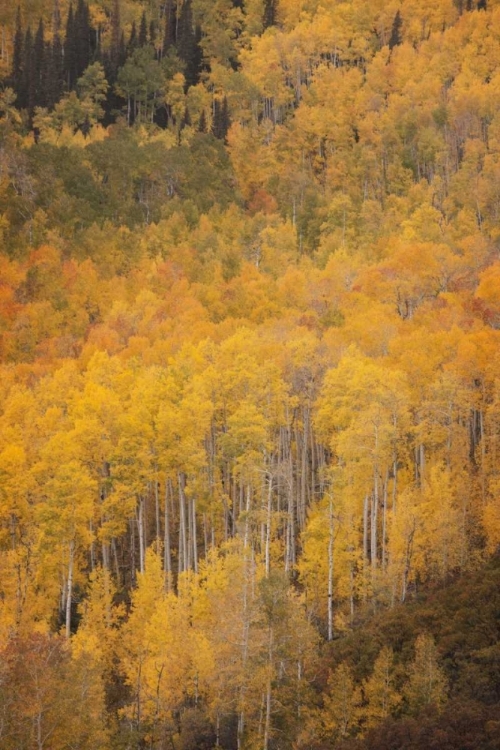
388,10,403,50
64,3,77,89
109,0,122,74
212,98,221,137
33,19,46,108
212,96,230,140
52,0,62,36
181,106,191,127
128,21,137,52
139,12,148,46
162,0,177,57
74,0,92,79
22,27,35,117
477,0,487,9
221,96,230,140
176,0,201,88
149,20,157,48
11,7,24,105
263,0,277,29
198,108,207,133
45,33,64,109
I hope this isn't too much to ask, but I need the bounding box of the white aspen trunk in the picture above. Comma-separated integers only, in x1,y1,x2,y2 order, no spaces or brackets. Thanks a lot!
102,540,110,570
265,473,272,576
327,494,334,642
187,484,193,571
300,408,309,529
192,497,198,574
164,480,172,587
371,480,379,571
363,494,369,565
392,457,398,516
112,538,120,582
155,475,160,545
138,497,145,575
89,519,95,571
382,470,389,569
178,474,186,575
244,485,251,549
263,627,273,750
130,517,136,585
238,545,251,750
480,409,486,503
65,539,74,639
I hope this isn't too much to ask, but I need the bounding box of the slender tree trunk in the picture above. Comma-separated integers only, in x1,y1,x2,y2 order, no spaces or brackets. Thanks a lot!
164,479,172,588
382,470,389,569
265,473,272,576
263,626,273,750
65,539,74,639
327,494,334,641
178,473,187,574
363,494,369,565
155,474,161,545
191,497,198,574
137,496,145,574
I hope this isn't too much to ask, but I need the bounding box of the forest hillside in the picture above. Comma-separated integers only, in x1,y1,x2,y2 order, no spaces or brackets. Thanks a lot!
1,0,500,748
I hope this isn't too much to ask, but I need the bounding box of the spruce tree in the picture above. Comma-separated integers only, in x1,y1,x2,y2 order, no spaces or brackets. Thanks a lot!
128,21,138,52
162,0,176,57
388,11,403,50
263,0,277,29
212,97,230,140
52,0,62,35
176,0,201,88
198,108,207,133
12,7,24,106
33,19,45,108
212,98,222,138
45,33,64,109
149,20,157,48
64,3,77,89
139,12,148,46
74,0,91,80
109,0,121,74
23,27,35,117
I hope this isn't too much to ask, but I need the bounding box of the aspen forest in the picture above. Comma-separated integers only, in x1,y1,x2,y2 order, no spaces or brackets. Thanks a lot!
1,0,500,747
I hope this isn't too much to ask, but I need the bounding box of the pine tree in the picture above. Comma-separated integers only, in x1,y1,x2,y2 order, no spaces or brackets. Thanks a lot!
23,27,35,116
139,12,148,47
388,11,403,50
212,97,230,140
198,108,207,132
263,0,277,29
45,33,64,109
149,20,157,47
181,106,191,128
74,0,91,80
109,0,121,74
162,0,177,57
11,7,24,106
33,19,45,108
477,0,487,9
128,21,137,52
52,0,62,36
221,96,230,141
176,0,201,88
64,3,77,89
